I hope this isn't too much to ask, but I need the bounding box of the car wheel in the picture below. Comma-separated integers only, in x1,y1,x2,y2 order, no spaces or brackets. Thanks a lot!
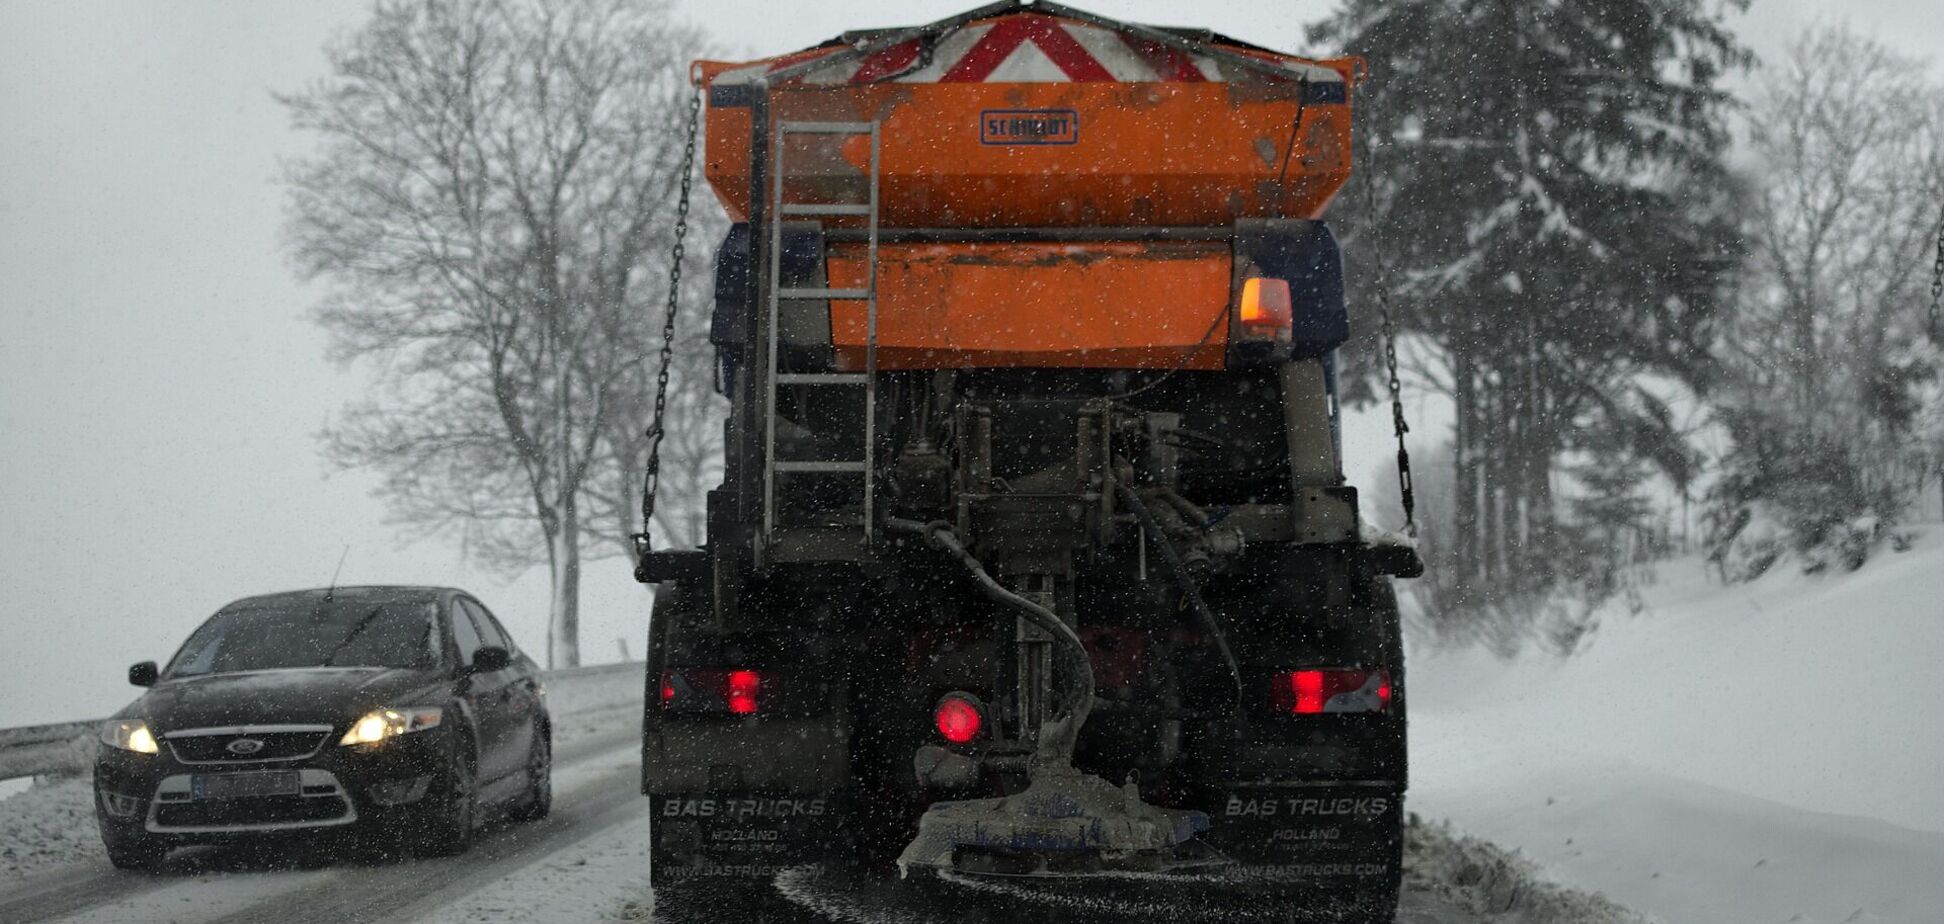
413,738,478,857
102,829,168,872
507,724,551,823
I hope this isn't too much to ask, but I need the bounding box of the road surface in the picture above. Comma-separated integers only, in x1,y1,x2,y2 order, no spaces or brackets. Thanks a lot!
0,708,1509,924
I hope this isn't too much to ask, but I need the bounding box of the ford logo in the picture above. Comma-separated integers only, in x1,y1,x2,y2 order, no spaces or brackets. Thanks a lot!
226,738,265,756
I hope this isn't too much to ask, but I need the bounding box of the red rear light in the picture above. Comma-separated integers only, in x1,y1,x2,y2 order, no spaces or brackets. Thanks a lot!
726,670,760,715
933,694,984,744
660,668,763,715
1273,669,1391,715
1291,669,1326,713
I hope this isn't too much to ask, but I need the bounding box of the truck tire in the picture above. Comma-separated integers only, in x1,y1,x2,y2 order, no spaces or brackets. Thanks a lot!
1196,562,1406,914
1335,576,1407,922
1345,884,1401,924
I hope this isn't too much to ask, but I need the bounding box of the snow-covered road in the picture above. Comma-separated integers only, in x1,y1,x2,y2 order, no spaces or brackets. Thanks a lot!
0,716,646,924
0,720,1629,924
0,667,1647,923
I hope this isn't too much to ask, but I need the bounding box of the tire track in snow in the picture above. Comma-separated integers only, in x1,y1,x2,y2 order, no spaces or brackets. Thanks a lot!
203,749,644,924
0,858,193,923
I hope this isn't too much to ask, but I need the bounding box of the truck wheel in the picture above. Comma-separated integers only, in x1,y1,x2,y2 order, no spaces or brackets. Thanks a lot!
1335,857,1403,924
651,879,769,918
1342,885,1400,924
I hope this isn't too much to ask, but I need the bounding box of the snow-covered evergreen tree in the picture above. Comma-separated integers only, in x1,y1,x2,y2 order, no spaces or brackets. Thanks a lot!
1315,0,1747,619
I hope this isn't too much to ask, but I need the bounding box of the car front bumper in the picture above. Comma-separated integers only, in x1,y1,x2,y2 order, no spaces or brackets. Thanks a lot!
94,725,455,841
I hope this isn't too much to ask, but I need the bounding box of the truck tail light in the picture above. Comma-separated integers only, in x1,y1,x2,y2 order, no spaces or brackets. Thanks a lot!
725,670,760,714
1238,277,1293,338
660,668,763,715
1272,668,1391,715
933,693,984,744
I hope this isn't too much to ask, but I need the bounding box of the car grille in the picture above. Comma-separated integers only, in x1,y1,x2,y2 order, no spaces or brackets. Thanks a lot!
154,795,351,828
167,729,331,763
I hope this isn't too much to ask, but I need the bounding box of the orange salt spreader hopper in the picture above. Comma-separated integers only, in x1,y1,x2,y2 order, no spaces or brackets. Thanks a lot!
693,0,1362,371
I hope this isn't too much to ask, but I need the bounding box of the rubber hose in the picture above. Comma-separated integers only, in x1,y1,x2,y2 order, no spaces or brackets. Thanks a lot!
884,518,1095,762
1115,483,1247,719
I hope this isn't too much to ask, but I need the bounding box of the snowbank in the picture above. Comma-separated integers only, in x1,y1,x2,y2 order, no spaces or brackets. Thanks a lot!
0,776,97,878
1409,526,1944,924
1403,814,1650,924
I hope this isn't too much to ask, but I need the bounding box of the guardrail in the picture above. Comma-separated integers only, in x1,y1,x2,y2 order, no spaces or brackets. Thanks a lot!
0,721,100,783
0,662,644,783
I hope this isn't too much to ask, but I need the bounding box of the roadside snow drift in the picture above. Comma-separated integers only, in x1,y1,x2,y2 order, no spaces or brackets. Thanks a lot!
1409,526,1944,924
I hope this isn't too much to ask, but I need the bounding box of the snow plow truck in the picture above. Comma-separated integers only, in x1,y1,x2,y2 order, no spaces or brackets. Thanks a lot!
636,2,1420,919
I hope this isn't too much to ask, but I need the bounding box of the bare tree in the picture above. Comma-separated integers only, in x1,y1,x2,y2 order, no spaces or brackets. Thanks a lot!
283,0,707,666
584,238,725,556
1739,24,1944,451
1709,26,1944,565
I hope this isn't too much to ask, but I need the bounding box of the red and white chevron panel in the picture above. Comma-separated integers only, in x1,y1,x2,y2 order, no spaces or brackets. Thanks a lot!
714,13,1342,87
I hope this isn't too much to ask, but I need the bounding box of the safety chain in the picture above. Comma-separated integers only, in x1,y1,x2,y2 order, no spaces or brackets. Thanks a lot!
1929,214,1943,342
1380,299,1416,537
633,82,702,571
1356,128,1418,538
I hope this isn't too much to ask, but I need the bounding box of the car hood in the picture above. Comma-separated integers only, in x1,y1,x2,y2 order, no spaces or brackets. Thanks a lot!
131,667,450,733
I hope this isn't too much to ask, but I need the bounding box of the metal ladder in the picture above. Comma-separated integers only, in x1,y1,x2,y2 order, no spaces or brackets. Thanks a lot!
761,120,880,558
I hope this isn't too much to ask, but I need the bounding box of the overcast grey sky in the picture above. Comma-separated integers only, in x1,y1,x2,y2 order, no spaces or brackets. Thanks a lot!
2,0,1936,727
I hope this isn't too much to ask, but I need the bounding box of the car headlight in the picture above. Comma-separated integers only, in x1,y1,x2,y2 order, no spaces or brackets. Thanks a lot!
101,719,159,754
339,707,443,746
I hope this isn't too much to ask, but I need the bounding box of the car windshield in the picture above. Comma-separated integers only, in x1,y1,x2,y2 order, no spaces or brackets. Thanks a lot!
165,593,441,677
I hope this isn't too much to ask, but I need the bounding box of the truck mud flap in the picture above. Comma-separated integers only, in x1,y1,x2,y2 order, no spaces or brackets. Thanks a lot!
650,793,848,883
1200,782,1403,881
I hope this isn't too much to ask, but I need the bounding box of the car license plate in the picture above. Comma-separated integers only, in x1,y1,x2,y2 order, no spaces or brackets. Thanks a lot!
192,771,301,801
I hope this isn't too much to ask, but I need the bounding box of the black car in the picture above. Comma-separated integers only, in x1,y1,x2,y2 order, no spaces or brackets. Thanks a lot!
93,586,551,869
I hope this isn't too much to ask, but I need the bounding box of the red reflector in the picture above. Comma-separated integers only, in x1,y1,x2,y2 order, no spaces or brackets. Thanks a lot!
726,669,760,715
934,695,983,744
1292,669,1326,713
1274,669,1391,715
660,668,763,715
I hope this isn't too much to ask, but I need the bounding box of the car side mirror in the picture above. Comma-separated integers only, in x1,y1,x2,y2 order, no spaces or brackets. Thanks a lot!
472,646,511,673
128,661,159,687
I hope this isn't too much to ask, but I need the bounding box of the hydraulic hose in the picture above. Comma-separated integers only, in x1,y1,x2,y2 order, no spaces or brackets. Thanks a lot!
1115,483,1248,720
884,518,1094,763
